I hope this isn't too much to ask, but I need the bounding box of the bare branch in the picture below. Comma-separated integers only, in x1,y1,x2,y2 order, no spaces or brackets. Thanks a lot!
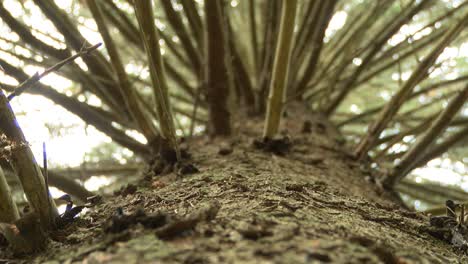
384,83,468,187
7,43,101,101
354,13,468,161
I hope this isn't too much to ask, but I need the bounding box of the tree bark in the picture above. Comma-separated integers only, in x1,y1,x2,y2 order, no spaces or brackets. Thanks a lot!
0,166,19,223
7,103,465,262
0,90,58,229
205,0,232,136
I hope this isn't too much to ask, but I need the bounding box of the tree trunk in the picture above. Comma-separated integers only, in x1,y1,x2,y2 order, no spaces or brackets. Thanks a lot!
4,103,463,262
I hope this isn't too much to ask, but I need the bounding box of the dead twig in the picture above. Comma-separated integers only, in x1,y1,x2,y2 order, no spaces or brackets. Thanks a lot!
7,43,102,101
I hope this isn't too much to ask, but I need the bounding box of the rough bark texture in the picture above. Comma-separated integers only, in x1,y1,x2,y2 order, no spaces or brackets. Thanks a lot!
1,105,464,262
